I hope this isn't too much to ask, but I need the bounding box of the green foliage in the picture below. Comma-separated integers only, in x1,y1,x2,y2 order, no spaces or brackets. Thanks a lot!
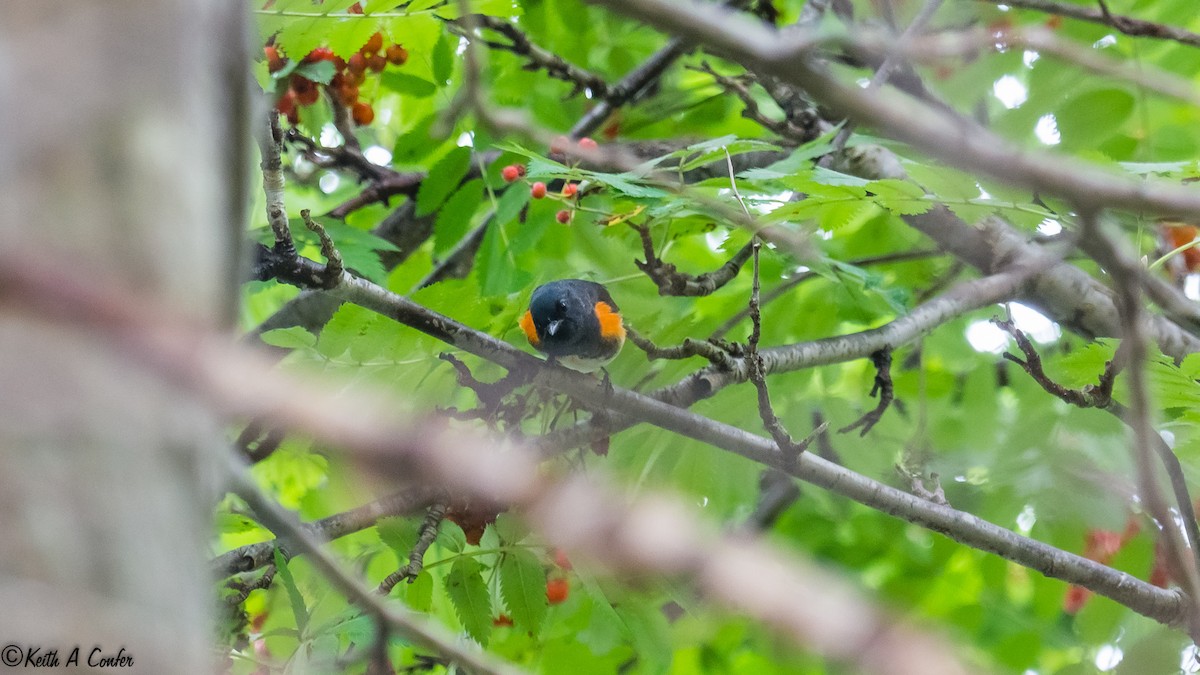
226,0,1200,672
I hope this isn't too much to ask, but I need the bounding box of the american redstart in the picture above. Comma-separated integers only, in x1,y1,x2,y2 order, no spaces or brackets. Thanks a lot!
520,279,625,373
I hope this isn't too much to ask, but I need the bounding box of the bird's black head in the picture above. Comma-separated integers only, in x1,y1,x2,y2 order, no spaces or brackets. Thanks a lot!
527,279,602,355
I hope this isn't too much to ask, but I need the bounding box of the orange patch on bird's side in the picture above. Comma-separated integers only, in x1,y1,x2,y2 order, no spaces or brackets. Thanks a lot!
519,310,540,346
594,302,625,340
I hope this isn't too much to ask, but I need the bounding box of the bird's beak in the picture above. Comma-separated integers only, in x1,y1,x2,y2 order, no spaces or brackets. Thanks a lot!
547,320,562,336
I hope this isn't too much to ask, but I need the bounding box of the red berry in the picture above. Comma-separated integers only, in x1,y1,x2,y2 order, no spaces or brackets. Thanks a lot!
546,578,569,604
501,165,521,183
364,32,384,54
304,46,336,64
516,164,526,177
550,135,570,155
351,101,375,125
493,614,513,627
275,90,297,117
338,82,360,105
577,137,598,151
386,44,408,66
530,182,547,199
292,78,320,105
264,45,286,73
348,1,363,12
553,549,572,571
561,183,578,197
367,54,387,72
555,209,572,224
347,52,367,74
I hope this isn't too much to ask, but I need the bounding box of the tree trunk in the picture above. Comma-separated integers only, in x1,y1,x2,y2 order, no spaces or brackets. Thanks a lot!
0,2,247,671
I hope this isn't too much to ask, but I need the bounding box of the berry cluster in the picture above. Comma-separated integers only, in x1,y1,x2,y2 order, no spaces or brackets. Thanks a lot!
267,22,408,127
499,136,599,225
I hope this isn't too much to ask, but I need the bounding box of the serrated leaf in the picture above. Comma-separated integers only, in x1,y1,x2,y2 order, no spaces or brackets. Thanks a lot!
327,18,381,58
1050,340,1117,388
406,570,433,610
445,558,492,644
437,521,467,552
417,146,473,216
294,60,337,85
585,171,668,198
377,516,420,557
499,550,547,635
273,549,309,635
393,114,441,164
820,201,883,232
293,219,399,283
260,326,317,350
492,182,530,227
492,513,529,543
318,304,376,359
434,179,485,256
432,30,455,84
379,71,437,97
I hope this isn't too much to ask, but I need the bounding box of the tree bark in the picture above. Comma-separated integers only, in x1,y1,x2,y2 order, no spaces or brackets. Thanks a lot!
0,1,247,671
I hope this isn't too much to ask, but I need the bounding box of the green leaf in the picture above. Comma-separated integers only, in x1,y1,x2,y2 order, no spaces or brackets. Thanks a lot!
431,30,455,84
493,182,530,227
434,178,485,256
585,171,669,198
294,60,336,85
259,326,317,350
273,549,309,635
445,558,492,644
1057,88,1135,150
499,550,548,634
379,71,438,98
417,146,473,216
406,570,434,611
293,219,399,283
392,114,441,165
377,516,420,557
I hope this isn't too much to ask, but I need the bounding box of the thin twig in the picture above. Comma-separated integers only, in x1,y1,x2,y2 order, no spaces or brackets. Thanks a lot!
838,348,895,436
972,0,1200,49
379,503,447,595
227,459,527,675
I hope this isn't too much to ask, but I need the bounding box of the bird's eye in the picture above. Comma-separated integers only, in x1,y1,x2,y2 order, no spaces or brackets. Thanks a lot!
556,299,568,312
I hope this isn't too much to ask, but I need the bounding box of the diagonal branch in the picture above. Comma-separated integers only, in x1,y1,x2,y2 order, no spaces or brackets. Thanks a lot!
972,0,1200,49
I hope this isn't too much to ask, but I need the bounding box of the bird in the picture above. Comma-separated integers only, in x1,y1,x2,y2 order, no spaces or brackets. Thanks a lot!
519,279,625,373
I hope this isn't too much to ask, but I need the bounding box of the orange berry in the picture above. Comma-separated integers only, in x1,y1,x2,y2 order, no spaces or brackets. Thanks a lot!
264,45,287,73
561,183,578,197
501,165,521,182
530,182,547,199
347,53,367,74
351,101,375,125
555,209,572,224
293,78,320,105
303,46,335,64
386,44,408,66
553,549,572,571
367,54,386,72
364,31,384,54
546,578,569,604
339,83,360,105
275,89,297,117
493,614,513,627
577,137,598,151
